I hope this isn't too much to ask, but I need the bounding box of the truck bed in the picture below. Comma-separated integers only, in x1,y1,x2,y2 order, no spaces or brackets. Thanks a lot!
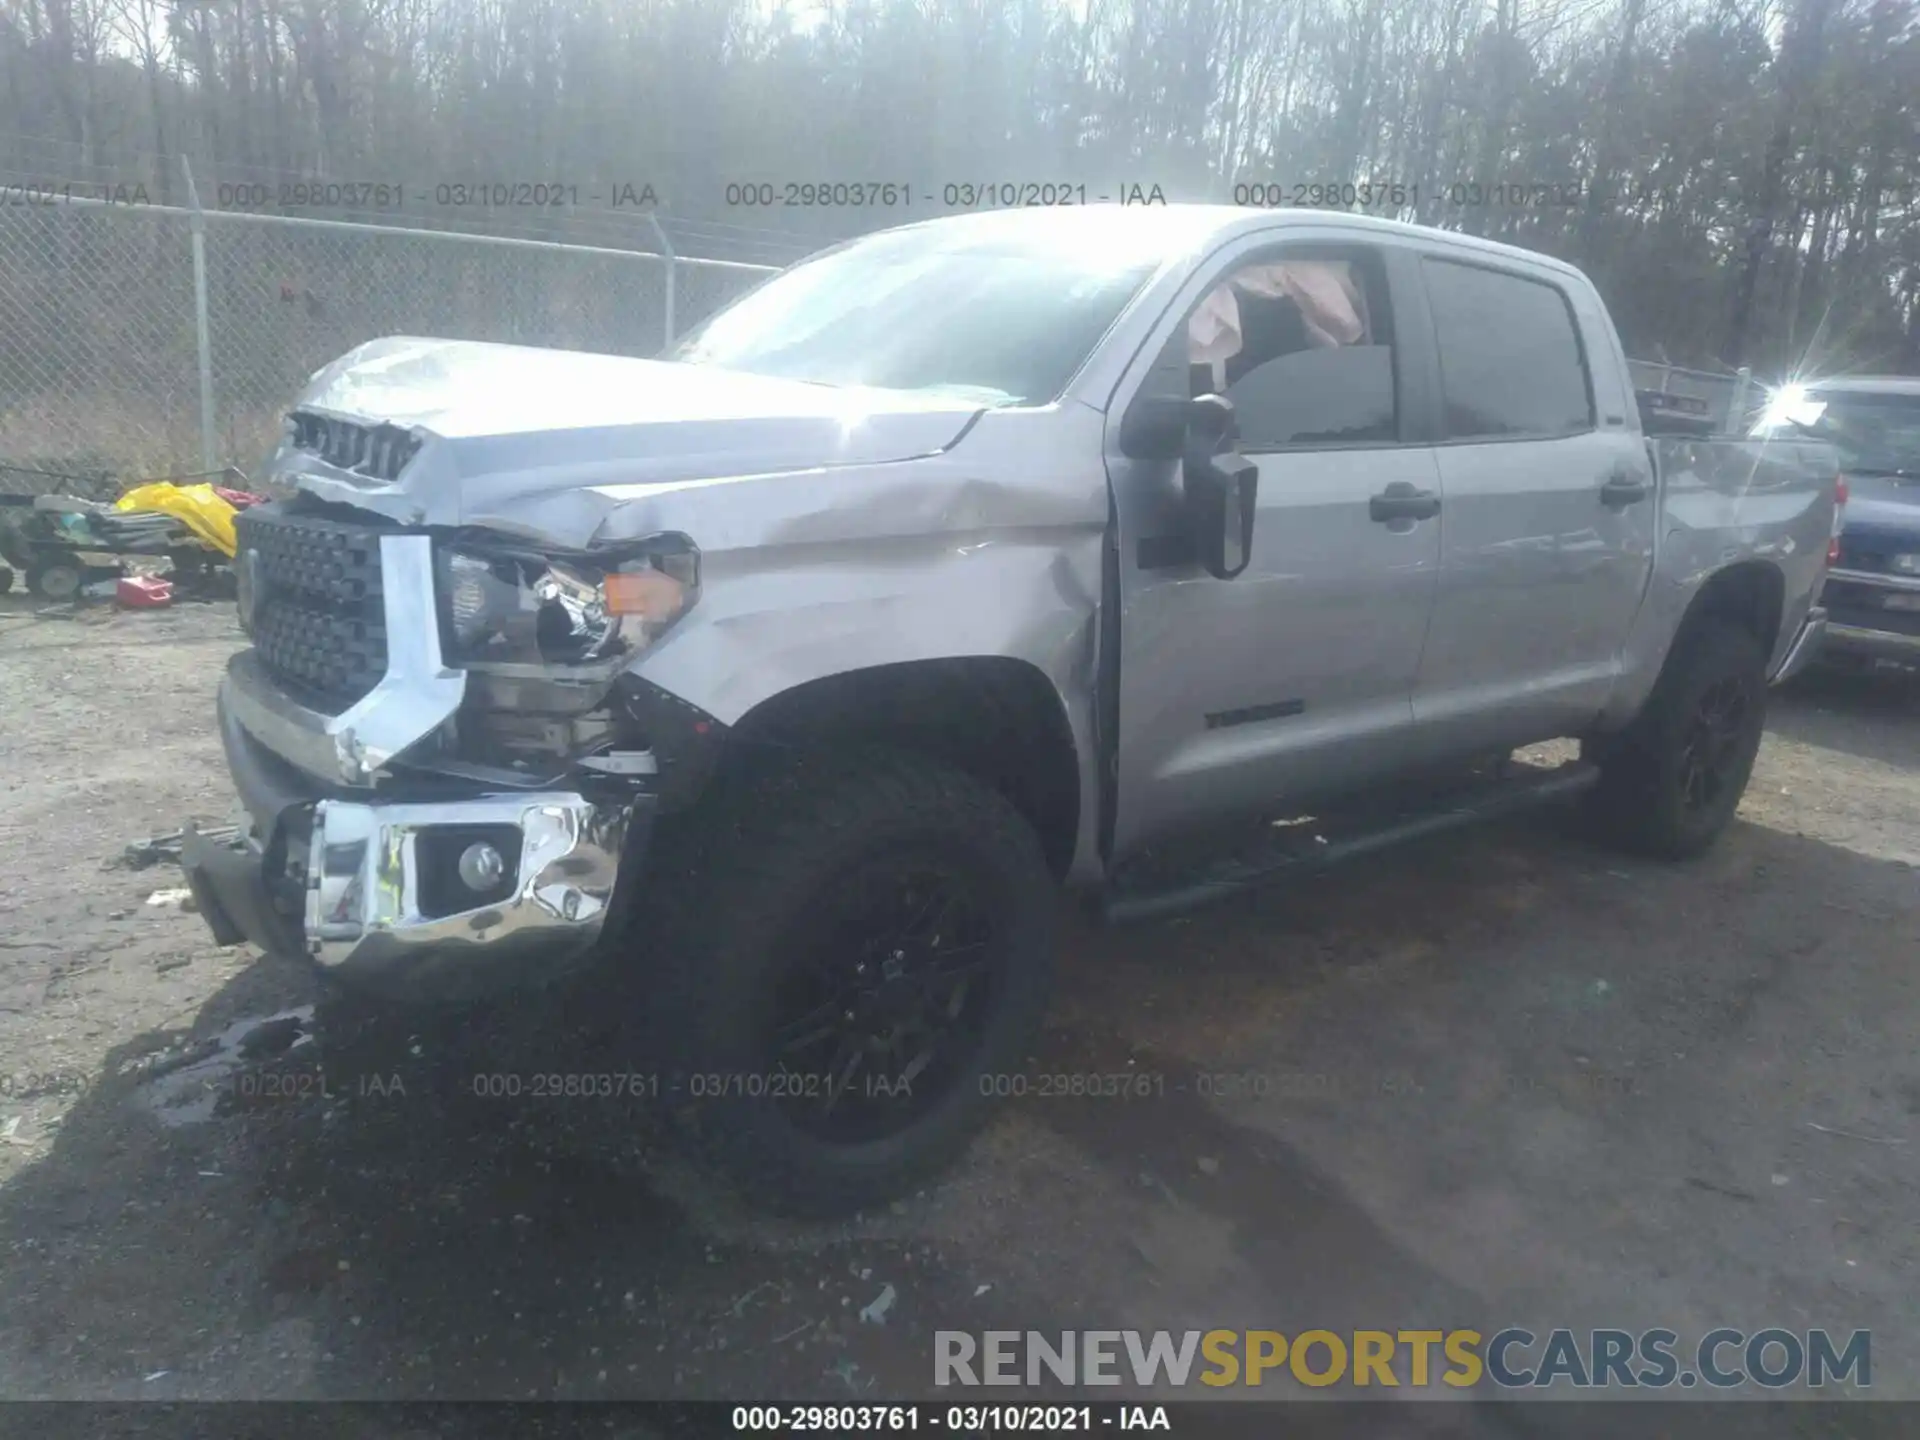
1645,433,1840,682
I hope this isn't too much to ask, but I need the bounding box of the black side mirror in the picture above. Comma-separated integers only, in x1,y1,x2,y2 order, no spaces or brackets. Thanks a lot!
1117,394,1193,461
1182,395,1258,580
1116,335,1195,460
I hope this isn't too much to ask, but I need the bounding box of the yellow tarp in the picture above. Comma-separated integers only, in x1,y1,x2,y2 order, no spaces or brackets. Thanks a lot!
114,482,239,557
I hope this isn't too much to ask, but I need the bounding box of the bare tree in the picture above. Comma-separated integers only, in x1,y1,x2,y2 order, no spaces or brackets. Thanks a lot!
1725,0,1838,365
4,0,1920,373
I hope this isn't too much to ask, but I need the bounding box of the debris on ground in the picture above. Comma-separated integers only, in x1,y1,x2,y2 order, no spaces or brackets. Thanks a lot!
728,1281,775,1318
237,1012,310,1058
858,1283,897,1326
144,887,198,911
826,1358,868,1392
121,825,238,870
1807,1121,1909,1146
1,602,1916,1402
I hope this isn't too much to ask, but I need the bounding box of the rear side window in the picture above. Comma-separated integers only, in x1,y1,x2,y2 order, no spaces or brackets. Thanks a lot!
1422,258,1593,440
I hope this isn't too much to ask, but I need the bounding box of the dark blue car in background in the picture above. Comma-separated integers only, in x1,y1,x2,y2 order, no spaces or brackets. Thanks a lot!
1758,376,1920,669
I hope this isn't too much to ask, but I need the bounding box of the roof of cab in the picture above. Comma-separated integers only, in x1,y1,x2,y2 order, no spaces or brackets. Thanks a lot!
876,202,1592,283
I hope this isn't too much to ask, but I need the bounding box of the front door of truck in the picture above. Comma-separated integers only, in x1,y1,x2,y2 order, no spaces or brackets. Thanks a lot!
1103,235,1445,860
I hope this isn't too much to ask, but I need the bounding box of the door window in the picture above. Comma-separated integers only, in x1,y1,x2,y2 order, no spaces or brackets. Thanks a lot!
1421,258,1594,439
1186,252,1398,451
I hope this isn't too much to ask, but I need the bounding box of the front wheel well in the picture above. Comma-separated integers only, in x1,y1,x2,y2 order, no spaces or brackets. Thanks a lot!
722,658,1082,879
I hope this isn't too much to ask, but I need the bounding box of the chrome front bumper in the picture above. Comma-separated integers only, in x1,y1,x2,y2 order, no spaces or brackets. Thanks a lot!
184,781,637,999
191,528,647,997
304,792,629,988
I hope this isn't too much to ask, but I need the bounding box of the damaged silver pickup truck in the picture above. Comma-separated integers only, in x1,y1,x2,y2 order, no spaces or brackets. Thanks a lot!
183,205,1838,1213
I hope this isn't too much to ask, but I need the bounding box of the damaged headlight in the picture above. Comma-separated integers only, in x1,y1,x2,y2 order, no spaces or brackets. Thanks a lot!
435,534,699,675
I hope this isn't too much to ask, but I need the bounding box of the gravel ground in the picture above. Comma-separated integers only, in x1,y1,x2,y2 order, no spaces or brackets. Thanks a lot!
0,597,1914,1434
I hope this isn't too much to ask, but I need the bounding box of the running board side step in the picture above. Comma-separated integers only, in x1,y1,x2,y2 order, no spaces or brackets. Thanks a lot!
1100,760,1600,926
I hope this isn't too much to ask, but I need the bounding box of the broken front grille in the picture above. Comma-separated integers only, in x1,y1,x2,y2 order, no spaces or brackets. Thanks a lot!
235,502,389,710
287,411,422,484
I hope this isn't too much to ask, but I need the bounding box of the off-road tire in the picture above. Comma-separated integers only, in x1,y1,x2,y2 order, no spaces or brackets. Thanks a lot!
1582,617,1769,860
643,748,1057,1216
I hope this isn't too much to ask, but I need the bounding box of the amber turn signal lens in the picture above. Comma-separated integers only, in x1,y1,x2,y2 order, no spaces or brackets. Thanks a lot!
603,568,684,618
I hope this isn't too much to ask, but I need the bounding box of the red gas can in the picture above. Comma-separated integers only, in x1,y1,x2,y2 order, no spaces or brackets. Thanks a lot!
116,575,175,608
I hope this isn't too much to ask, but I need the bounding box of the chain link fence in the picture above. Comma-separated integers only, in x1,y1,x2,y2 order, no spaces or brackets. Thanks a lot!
2,196,1777,503
0,198,777,497
0,200,203,494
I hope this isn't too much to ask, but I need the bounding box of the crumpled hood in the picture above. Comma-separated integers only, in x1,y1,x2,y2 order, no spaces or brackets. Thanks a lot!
266,336,984,543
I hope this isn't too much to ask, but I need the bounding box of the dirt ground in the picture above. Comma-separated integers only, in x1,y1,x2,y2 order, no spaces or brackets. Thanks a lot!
0,597,1914,1433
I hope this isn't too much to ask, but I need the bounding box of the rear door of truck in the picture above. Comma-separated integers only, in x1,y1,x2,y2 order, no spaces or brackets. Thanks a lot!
1404,250,1657,757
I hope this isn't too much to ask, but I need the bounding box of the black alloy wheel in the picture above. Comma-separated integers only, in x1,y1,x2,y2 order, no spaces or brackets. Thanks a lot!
766,854,999,1143
1582,616,1768,860
1678,675,1753,814
641,748,1059,1215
